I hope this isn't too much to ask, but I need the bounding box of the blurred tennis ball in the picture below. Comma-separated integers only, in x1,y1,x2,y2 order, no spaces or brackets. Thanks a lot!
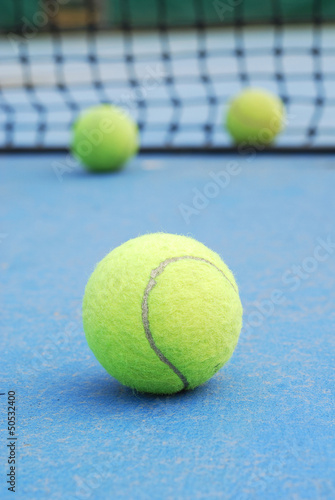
71,104,139,172
225,88,285,145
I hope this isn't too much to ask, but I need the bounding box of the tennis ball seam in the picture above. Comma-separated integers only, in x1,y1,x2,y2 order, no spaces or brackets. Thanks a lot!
141,255,239,390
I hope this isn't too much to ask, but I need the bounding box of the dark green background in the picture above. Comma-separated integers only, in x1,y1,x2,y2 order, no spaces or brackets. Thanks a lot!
2,0,335,31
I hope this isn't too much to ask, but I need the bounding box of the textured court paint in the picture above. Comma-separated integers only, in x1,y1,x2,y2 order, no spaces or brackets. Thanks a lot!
0,153,335,500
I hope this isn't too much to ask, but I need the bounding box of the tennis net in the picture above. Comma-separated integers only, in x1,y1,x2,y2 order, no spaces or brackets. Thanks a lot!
1,0,335,151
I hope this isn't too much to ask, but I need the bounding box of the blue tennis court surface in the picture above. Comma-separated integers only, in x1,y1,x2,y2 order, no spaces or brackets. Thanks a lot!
1,152,334,499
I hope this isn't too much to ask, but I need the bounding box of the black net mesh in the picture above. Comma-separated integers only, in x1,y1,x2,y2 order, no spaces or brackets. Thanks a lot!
1,0,335,151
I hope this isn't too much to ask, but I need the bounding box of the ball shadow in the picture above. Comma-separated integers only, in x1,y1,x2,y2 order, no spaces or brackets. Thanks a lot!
57,367,241,415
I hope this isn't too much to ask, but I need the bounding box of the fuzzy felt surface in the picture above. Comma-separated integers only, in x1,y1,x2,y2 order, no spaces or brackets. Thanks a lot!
226,88,285,145
83,233,243,394
71,104,139,171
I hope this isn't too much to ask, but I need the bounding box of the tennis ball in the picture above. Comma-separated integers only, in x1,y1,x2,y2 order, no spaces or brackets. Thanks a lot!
226,88,285,145
83,233,243,394
71,104,139,172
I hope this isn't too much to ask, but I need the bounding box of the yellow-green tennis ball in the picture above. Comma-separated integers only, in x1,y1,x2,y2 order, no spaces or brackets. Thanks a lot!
226,88,285,145
71,104,139,172
83,233,243,394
